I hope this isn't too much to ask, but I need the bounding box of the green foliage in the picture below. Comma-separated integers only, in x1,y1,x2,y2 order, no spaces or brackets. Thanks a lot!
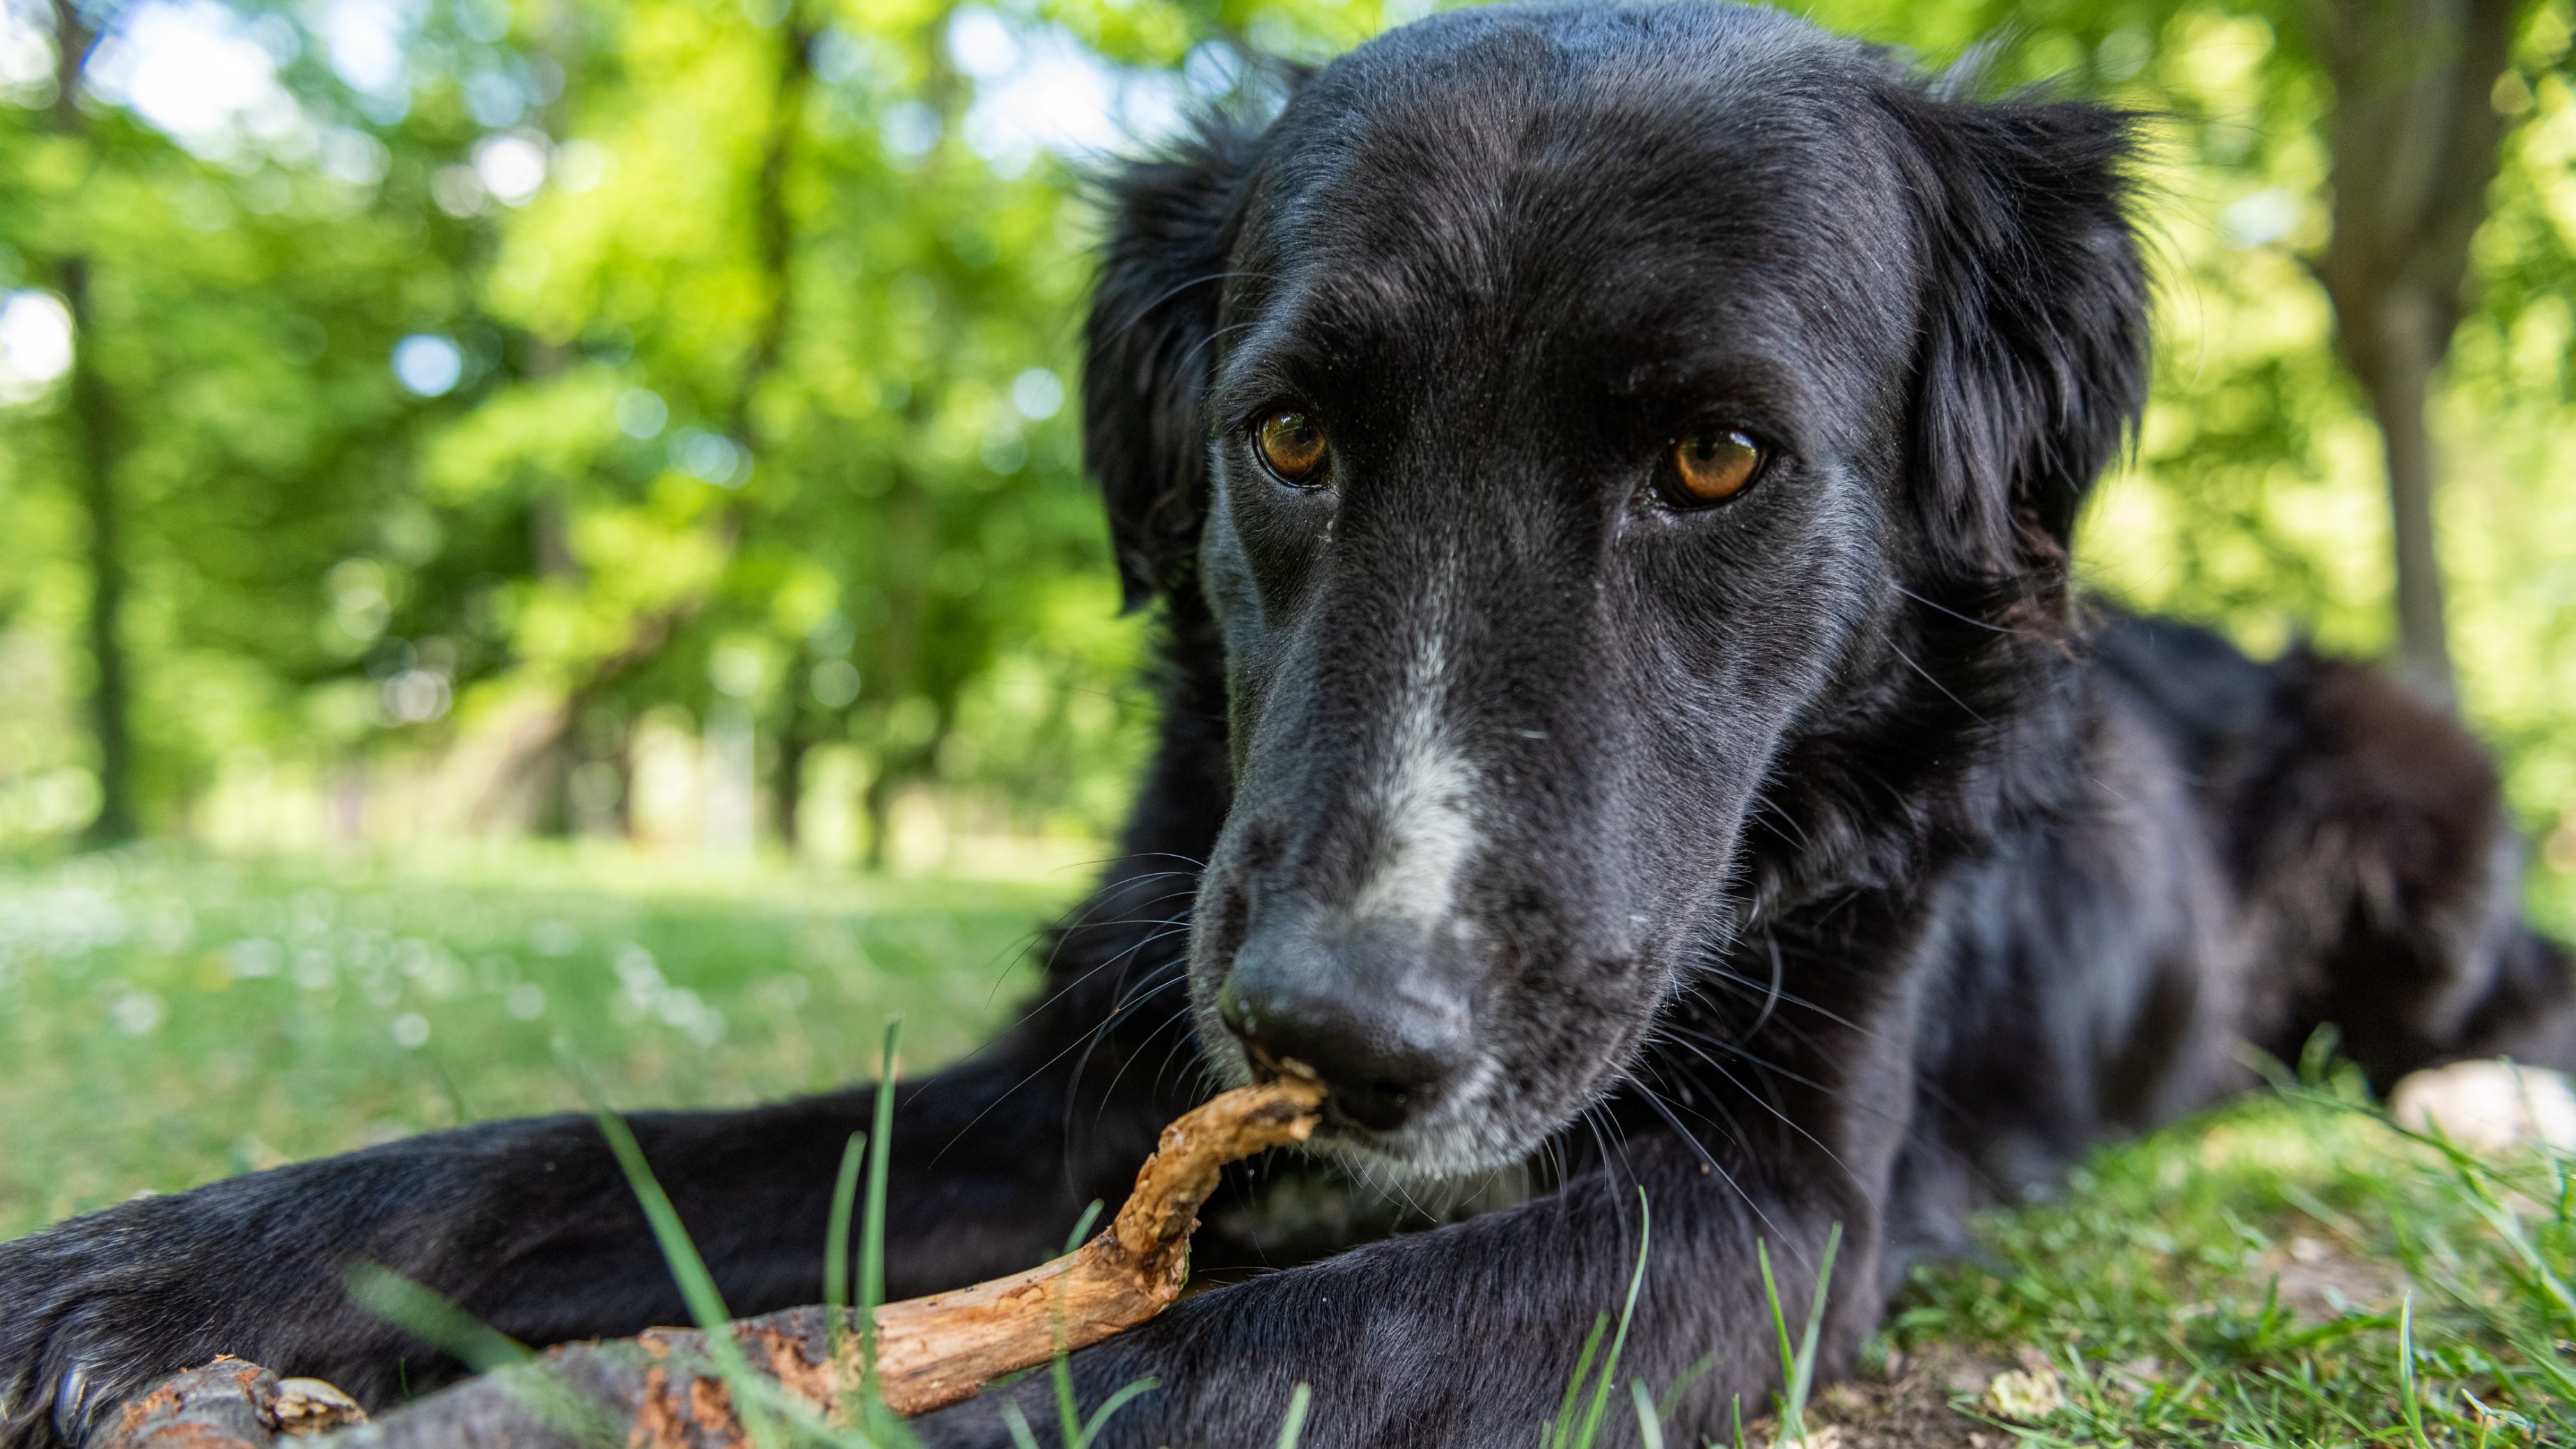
0,0,2568,903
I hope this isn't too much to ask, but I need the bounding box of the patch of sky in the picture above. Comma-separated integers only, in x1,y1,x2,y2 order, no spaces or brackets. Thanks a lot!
0,288,72,405
391,334,463,397
0,1,56,107
945,6,1196,178
86,0,311,163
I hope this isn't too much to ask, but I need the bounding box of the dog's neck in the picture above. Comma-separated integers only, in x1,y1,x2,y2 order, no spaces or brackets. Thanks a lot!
1737,578,2099,918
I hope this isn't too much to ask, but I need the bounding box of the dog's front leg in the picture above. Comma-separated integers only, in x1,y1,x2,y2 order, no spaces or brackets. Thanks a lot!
0,1026,1177,1449
911,1129,1885,1449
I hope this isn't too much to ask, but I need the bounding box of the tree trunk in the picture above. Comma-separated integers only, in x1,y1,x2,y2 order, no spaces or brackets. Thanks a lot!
2361,292,2453,701
776,645,812,851
49,3,136,845
526,490,577,838
862,753,899,872
862,463,929,873
2309,0,2525,707
65,259,134,845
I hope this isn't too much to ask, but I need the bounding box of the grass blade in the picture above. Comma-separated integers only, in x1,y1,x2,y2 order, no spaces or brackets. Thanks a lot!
1064,1198,1104,1256
824,1129,867,1428
863,1020,902,1315
2398,1293,2432,1449
1757,1241,1796,1442
345,1264,534,1372
1630,1380,1667,1449
592,1112,776,1448
1657,1352,1717,1423
826,1131,865,1315
590,1106,737,1347
1077,1378,1159,1448
1276,1383,1314,1449
345,1264,623,1445
1758,1223,1842,1448
1054,1339,1083,1447
1573,1190,1653,1448
1549,1314,1610,1449
1780,1222,1844,1443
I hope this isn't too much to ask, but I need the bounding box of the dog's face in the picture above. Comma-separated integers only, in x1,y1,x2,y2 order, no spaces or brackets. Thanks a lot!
1086,2,2148,1177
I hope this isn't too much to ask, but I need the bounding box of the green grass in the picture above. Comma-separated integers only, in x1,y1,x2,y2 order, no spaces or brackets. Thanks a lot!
8,854,2576,1447
1887,1056,2576,1448
0,847,1072,1239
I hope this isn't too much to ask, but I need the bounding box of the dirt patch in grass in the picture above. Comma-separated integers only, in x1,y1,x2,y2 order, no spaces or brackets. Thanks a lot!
1770,1346,2011,1449
2250,1232,2406,1324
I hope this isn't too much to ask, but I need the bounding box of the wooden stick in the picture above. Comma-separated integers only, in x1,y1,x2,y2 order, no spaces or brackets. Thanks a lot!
89,1077,1326,1449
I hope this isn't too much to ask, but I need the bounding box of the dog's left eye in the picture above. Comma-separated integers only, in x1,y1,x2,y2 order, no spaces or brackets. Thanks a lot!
1254,411,1330,486
1663,428,1766,506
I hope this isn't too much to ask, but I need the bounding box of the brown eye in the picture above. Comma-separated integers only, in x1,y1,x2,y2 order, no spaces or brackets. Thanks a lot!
1255,410,1329,485
1665,428,1764,506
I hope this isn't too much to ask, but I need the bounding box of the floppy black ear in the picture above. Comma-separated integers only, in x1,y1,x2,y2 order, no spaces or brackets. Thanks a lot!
1083,122,1264,609
1884,88,2150,602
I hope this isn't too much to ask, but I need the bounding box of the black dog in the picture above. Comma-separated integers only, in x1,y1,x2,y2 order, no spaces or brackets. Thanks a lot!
6,4,2571,1445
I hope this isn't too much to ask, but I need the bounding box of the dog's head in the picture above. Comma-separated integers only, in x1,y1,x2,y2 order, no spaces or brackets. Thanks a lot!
1085,1,2148,1177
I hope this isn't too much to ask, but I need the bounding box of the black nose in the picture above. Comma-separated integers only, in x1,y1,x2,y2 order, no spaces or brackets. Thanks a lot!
1219,916,1475,1132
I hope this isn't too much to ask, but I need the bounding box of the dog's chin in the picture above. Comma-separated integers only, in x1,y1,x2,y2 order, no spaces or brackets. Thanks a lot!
1193,1024,1563,1184
1301,1109,1541,1185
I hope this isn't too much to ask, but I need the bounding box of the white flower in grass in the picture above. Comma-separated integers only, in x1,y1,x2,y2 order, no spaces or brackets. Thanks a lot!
112,990,165,1036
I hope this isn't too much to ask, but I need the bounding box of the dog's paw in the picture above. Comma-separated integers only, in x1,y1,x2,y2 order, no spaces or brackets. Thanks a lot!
0,1205,241,1449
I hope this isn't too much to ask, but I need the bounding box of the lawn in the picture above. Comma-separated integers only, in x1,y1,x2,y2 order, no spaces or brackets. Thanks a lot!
1862,1068,2576,1449
0,847,1071,1240
3,852,2572,1448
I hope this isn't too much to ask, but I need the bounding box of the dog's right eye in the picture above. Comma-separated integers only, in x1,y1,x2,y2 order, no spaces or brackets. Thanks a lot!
1254,411,1330,486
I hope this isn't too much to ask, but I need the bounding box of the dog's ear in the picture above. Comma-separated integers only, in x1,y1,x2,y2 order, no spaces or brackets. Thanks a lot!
1083,122,1264,609
1884,88,2150,600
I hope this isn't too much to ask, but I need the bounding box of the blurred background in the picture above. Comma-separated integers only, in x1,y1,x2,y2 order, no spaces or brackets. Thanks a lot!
0,0,2572,1236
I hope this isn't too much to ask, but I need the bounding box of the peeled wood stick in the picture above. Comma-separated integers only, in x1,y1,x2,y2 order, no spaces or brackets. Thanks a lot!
91,1077,1326,1449
873,1072,1325,1411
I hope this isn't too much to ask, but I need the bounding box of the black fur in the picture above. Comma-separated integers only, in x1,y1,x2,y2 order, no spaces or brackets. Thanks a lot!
6,6,2571,1446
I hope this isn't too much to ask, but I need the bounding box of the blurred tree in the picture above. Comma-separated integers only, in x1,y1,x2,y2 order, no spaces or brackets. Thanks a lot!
2307,0,2529,705
1821,0,2550,707
1805,0,2576,894
0,0,2566,911
1,0,501,838
44,0,133,844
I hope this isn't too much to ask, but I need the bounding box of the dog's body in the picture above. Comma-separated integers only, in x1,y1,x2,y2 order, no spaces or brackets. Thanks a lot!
6,5,2572,1446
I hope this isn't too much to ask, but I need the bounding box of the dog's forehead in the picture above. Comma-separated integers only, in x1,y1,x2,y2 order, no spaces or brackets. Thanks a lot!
1221,3,1919,389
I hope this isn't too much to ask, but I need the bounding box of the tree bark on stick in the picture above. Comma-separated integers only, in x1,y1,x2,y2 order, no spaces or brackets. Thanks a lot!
2309,0,2527,707
89,1080,1326,1449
